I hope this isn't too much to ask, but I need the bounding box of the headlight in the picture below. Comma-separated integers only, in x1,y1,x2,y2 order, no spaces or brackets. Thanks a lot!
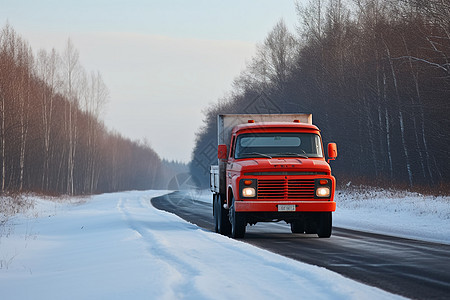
240,179,257,198
316,187,330,197
242,187,256,198
315,178,332,198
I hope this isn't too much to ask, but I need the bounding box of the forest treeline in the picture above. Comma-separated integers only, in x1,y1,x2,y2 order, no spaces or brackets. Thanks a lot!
191,0,450,192
0,24,179,195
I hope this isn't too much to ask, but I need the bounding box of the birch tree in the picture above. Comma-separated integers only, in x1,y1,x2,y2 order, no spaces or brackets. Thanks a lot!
16,40,33,191
36,48,61,190
62,39,81,195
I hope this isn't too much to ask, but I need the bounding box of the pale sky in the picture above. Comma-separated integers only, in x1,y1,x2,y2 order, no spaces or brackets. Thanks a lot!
1,0,301,162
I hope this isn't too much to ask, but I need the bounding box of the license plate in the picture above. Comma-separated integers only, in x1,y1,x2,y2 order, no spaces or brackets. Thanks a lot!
278,205,296,212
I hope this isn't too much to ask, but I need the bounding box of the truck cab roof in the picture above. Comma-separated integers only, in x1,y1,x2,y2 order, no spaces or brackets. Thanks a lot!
232,122,320,135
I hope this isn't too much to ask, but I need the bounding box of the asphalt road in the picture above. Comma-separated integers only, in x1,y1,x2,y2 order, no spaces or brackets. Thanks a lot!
151,192,450,300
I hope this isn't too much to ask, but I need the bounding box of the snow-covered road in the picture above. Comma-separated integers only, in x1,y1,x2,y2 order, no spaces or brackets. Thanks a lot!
0,190,405,299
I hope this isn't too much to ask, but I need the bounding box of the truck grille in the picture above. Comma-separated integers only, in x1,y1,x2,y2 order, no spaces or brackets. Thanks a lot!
257,179,315,199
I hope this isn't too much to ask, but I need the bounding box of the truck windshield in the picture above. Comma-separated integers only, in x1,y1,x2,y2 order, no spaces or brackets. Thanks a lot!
234,132,323,159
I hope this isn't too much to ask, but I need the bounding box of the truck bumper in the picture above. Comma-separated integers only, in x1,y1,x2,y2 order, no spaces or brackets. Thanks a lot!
235,200,336,212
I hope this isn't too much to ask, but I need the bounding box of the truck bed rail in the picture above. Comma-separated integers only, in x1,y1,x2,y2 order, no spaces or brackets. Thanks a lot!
210,165,219,193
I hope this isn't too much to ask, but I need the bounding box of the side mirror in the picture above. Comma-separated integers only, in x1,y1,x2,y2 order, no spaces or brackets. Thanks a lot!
327,143,337,163
218,144,228,160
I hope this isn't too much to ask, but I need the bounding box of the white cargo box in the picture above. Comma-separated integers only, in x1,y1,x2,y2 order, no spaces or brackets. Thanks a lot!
218,114,312,146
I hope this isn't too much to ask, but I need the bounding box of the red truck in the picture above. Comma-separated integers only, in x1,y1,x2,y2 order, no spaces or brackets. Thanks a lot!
210,114,337,238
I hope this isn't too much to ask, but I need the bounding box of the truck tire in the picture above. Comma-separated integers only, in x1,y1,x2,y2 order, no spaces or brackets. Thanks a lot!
317,212,332,238
230,196,246,238
213,194,219,233
215,194,231,235
290,219,305,234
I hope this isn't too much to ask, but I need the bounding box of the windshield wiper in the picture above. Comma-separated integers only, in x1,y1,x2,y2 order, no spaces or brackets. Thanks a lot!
241,152,273,159
275,152,309,158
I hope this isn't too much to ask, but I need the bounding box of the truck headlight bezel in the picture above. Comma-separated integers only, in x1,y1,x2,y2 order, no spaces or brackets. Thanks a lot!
239,179,257,199
314,179,332,198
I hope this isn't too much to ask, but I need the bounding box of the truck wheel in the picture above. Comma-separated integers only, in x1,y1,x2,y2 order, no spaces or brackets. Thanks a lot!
305,213,317,234
213,194,219,233
317,212,332,238
230,196,246,238
290,219,305,234
215,194,231,235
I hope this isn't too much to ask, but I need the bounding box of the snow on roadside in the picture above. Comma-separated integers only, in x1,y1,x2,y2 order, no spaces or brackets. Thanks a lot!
0,190,404,300
334,187,450,245
193,187,450,245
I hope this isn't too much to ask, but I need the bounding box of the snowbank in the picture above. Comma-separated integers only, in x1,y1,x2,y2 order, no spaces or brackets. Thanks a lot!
334,188,450,245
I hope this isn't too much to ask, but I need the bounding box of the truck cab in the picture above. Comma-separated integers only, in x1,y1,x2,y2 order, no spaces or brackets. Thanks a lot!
210,114,337,238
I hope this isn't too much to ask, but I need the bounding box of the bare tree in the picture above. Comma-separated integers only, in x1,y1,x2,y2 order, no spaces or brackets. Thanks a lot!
80,71,108,193
0,28,6,192
16,40,33,191
35,48,61,190
296,0,325,43
61,39,82,195
235,20,298,94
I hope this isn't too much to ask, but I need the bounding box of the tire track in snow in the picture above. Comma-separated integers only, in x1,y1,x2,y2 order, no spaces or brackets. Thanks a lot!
117,195,205,299
121,196,291,299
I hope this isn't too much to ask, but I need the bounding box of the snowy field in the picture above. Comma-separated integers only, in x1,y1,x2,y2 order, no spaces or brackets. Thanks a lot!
0,189,448,299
